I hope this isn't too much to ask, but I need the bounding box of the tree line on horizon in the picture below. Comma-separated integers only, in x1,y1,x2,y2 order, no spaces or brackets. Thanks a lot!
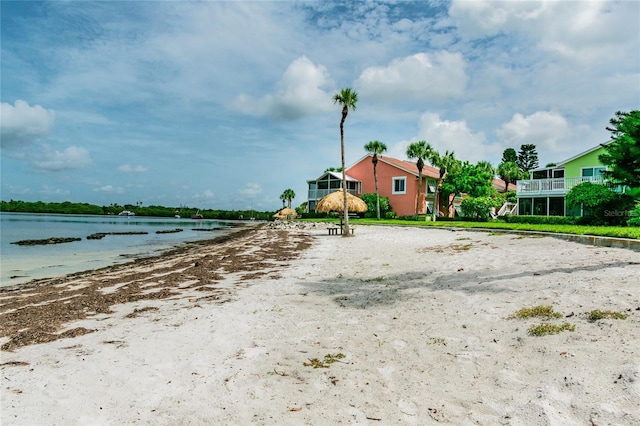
0,200,275,220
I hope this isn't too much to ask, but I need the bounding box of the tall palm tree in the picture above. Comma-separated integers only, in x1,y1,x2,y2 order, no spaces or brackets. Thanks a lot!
364,140,387,220
279,189,296,208
284,188,295,208
333,88,358,236
427,149,457,221
406,140,433,218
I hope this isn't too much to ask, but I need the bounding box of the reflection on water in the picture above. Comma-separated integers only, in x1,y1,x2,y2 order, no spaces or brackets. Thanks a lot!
0,212,243,286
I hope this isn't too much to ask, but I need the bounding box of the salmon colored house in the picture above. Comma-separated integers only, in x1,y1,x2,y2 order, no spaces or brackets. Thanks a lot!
346,155,446,217
307,154,514,218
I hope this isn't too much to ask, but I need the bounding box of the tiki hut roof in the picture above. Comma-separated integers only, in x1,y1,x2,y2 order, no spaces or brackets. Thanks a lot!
273,207,298,219
314,189,368,213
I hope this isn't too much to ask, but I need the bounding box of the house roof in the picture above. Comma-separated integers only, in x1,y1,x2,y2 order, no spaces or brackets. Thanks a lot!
531,141,612,172
306,171,358,183
353,154,515,191
354,154,442,179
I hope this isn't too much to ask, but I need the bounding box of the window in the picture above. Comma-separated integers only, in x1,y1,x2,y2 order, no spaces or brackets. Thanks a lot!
392,176,406,194
581,167,606,178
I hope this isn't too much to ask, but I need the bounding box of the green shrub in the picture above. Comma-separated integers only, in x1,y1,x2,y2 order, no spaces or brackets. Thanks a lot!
528,322,575,336
504,215,579,225
509,305,563,319
628,217,640,227
460,196,495,221
566,182,635,226
504,190,517,203
359,193,392,219
385,211,397,219
586,310,628,321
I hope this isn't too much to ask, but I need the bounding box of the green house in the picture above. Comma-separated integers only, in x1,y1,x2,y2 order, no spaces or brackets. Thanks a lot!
516,143,612,216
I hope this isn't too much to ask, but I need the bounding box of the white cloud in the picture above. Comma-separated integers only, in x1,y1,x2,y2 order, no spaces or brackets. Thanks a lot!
356,52,467,102
0,100,56,148
118,164,148,173
449,1,639,65
419,112,489,164
32,146,92,171
449,1,547,39
496,111,570,154
93,185,124,194
240,183,262,198
232,56,334,120
387,112,494,165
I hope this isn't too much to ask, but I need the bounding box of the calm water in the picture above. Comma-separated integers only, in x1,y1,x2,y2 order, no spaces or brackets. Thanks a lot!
0,212,244,287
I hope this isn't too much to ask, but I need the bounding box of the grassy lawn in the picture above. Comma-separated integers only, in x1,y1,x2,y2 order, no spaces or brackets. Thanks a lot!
303,217,640,240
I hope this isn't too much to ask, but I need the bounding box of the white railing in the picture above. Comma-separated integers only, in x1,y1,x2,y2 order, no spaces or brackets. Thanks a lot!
308,188,358,200
517,176,605,195
497,202,518,216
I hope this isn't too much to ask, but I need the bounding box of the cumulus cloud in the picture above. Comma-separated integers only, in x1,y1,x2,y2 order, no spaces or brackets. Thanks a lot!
118,164,148,173
448,1,547,39
418,112,489,163
240,182,262,198
232,56,334,120
388,112,494,165
356,52,468,102
496,111,570,153
0,100,56,149
32,146,92,171
449,1,638,64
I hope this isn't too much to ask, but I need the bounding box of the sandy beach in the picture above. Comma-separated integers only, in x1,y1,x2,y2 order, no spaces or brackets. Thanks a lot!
1,223,639,425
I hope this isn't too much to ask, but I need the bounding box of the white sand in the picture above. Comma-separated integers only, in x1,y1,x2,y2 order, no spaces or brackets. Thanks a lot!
1,225,639,425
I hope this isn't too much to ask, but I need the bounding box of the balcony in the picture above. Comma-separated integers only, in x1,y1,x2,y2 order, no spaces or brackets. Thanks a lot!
308,188,358,200
517,176,605,196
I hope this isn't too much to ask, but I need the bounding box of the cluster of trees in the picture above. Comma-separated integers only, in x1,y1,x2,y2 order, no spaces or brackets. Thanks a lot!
565,110,640,226
279,189,296,209
0,200,274,221
496,144,539,192
361,137,512,222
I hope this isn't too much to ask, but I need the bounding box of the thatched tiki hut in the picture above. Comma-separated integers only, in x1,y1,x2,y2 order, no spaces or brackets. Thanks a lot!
315,189,368,232
273,207,298,220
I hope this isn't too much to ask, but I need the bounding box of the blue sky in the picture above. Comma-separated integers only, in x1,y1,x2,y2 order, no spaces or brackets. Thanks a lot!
1,1,639,211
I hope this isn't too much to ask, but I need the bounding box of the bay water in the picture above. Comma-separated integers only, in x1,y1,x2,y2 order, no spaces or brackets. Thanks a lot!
0,212,243,287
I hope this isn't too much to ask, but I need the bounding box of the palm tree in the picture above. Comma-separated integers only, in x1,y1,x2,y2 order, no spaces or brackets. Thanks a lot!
406,140,433,218
364,140,387,220
427,149,457,221
284,188,295,208
333,88,359,236
279,189,296,208
497,161,526,192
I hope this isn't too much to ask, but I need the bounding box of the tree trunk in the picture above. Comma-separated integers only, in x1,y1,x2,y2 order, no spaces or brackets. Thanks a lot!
374,162,380,220
340,106,350,236
415,172,422,218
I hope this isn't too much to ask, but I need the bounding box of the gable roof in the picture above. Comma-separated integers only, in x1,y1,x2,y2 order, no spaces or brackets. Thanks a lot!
532,141,612,172
306,171,358,183
353,154,441,179
353,154,515,191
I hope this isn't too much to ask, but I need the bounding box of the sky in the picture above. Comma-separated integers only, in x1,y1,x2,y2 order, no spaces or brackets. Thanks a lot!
1,1,639,211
